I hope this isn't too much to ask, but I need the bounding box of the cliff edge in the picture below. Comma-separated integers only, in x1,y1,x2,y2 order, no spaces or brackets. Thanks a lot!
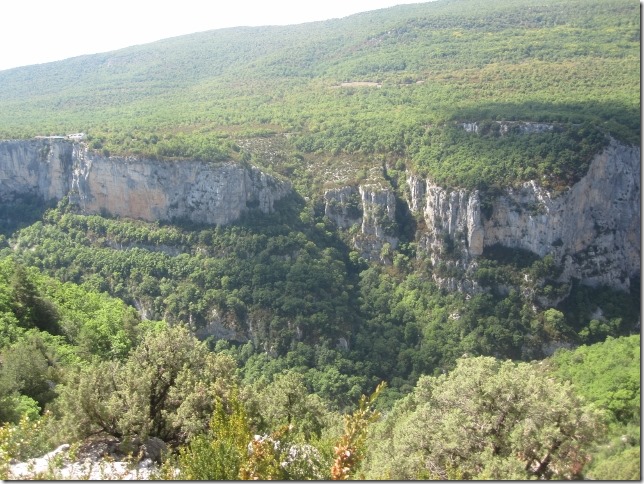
0,140,291,226
325,139,640,292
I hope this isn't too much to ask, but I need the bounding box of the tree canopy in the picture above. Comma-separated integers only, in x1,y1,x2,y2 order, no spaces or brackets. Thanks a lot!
364,356,605,480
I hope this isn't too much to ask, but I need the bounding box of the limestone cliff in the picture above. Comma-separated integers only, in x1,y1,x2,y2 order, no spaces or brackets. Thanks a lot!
324,186,362,229
324,183,398,261
2,137,639,293
0,139,291,225
324,139,640,292
0,139,74,202
409,139,640,292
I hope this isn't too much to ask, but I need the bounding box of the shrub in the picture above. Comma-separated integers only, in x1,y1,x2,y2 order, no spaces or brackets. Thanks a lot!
55,325,237,445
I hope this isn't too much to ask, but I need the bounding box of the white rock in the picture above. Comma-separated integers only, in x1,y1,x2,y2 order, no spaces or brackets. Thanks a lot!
408,139,640,291
0,140,290,226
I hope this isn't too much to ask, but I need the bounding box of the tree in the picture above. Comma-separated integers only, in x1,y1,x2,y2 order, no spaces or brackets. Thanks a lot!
175,393,252,480
249,370,330,441
549,335,640,480
331,381,385,480
0,334,58,419
55,325,237,445
364,356,604,480
550,335,640,426
9,264,59,334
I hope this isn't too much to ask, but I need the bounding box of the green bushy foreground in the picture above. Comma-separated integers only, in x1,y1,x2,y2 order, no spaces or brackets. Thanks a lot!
549,335,640,480
0,256,639,479
0,0,639,478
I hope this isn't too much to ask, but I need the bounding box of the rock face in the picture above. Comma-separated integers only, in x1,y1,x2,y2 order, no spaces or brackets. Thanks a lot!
324,139,640,292
1,138,639,293
412,178,484,261
409,139,640,291
324,186,362,229
324,183,398,261
0,139,74,201
0,140,290,225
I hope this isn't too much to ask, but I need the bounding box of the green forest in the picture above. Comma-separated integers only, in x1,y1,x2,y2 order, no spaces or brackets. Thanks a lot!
0,0,640,480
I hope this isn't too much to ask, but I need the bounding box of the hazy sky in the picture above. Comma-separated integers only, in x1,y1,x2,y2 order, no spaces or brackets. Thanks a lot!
0,0,429,71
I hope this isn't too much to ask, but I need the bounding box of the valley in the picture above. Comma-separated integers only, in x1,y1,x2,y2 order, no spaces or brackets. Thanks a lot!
0,0,639,479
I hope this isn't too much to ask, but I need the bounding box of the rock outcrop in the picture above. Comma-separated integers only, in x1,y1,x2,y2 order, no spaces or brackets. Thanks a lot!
0,139,290,225
409,139,640,291
0,139,74,202
461,120,557,135
324,139,640,292
324,183,398,261
8,442,158,480
324,186,362,229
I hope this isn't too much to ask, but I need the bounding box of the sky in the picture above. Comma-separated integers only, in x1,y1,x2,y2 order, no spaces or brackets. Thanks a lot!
0,0,429,71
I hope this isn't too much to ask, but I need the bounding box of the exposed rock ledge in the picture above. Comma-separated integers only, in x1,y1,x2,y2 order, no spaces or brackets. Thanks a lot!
325,139,640,292
324,183,399,262
8,443,158,480
0,140,291,226
409,138,640,291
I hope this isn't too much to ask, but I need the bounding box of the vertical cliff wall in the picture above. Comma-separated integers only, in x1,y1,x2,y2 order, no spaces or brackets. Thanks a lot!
408,138,640,291
0,140,291,225
2,138,639,292
324,183,398,261
0,140,74,201
325,139,640,291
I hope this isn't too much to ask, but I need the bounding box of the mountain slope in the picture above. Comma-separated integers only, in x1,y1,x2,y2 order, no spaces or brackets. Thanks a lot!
0,0,638,180
0,2,640,464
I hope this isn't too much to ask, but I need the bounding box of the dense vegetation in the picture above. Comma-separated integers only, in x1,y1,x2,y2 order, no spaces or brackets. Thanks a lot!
0,194,639,478
0,0,639,191
549,336,640,480
0,266,637,479
0,0,639,479
5,200,637,404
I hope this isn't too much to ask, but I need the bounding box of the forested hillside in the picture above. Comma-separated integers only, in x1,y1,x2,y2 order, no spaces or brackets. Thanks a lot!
0,0,640,479
0,0,638,189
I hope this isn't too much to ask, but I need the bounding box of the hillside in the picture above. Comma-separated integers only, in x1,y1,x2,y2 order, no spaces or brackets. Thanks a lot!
0,0,639,190
0,0,640,479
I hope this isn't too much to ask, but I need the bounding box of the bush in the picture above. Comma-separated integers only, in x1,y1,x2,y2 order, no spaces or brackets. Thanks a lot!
55,325,237,445
365,356,605,479
176,394,252,480
0,412,54,478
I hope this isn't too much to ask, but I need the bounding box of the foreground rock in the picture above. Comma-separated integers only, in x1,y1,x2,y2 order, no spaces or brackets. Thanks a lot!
8,439,163,480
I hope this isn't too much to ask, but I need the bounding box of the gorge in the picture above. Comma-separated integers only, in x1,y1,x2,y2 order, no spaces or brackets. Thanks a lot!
1,136,639,296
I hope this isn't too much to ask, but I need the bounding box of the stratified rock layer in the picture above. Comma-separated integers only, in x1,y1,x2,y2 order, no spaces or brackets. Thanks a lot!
0,140,291,225
1,138,639,291
413,139,639,291
326,139,640,291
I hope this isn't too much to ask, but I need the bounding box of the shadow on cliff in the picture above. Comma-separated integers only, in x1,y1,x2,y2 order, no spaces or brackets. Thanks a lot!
239,191,361,263
449,99,640,144
159,192,306,234
237,191,307,231
0,195,56,237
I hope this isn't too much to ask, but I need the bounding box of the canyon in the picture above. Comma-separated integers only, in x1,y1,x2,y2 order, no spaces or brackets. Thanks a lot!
0,137,640,293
